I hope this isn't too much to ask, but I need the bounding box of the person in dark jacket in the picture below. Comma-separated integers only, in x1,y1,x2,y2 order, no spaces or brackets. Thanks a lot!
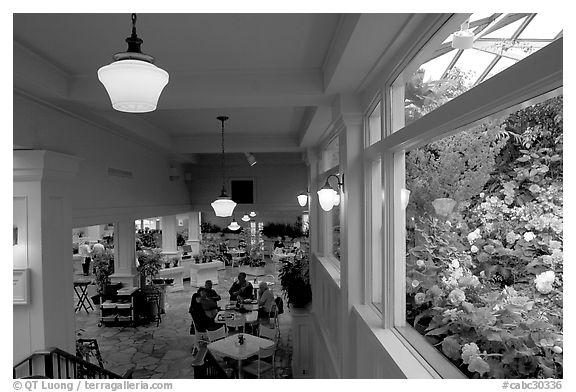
228,272,254,301
189,292,218,333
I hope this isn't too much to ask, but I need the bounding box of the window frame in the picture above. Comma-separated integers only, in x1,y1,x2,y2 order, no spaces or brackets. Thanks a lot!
367,33,562,377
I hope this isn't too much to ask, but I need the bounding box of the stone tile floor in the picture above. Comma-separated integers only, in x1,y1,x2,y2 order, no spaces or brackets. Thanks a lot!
74,260,293,379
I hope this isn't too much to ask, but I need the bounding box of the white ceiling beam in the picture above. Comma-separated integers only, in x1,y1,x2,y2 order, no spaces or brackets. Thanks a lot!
70,70,331,110
297,106,333,148
172,134,300,153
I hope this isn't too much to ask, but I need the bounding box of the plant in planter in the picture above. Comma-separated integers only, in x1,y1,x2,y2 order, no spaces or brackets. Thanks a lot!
136,248,163,291
92,249,114,302
171,256,180,268
278,252,312,308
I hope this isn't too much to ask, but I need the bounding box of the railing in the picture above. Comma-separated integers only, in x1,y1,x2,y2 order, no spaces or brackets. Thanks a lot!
13,347,131,379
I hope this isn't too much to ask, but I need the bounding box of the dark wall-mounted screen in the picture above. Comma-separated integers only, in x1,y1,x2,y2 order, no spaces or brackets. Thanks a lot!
231,179,254,204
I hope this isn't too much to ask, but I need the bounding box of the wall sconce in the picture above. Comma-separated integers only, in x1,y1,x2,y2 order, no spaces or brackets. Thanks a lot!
244,152,257,166
317,174,344,212
452,20,474,50
297,189,309,207
400,188,411,210
249,211,257,218
241,214,250,222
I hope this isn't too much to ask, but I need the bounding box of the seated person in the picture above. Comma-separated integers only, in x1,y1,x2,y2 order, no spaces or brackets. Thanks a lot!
204,280,221,302
257,282,275,319
273,236,285,251
238,239,247,251
228,272,254,301
189,292,219,333
198,287,219,319
219,240,232,264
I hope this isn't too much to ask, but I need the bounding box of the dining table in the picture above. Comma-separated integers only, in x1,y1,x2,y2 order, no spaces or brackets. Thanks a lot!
207,333,275,378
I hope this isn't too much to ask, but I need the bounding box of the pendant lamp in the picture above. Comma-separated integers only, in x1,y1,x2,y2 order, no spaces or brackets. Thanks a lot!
98,14,169,113
249,211,256,218
211,116,237,217
241,214,250,222
228,218,241,231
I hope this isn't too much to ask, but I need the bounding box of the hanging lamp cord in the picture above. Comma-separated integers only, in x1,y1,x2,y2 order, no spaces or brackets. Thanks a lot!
217,116,229,196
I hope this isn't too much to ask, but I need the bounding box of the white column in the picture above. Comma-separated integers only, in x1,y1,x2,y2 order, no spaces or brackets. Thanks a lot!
186,211,202,256
110,219,139,288
336,95,364,378
13,150,81,363
161,215,178,252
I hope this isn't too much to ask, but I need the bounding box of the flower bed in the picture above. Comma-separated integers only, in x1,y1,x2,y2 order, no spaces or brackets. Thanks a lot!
405,97,563,379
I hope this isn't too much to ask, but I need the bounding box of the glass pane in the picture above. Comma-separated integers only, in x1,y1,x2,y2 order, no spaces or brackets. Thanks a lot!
481,57,517,83
332,204,340,260
404,95,563,379
481,16,527,39
322,136,340,172
519,14,562,39
367,101,382,146
370,159,382,309
403,13,561,125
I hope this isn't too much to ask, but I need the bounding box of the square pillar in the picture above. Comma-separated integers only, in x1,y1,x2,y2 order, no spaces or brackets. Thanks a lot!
161,215,177,252
110,219,139,288
13,150,81,363
186,211,201,256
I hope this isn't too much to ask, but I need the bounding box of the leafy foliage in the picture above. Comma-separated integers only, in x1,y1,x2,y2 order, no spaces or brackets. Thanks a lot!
278,248,312,308
405,96,563,379
92,249,114,295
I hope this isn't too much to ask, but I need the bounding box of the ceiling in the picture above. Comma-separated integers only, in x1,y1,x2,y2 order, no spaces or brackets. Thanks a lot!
13,13,443,160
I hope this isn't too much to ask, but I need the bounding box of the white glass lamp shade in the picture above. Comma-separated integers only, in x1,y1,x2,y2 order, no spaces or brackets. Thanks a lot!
297,193,309,207
332,192,341,207
228,221,241,231
211,197,237,217
241,214,250,222
452,29,474,50
249,211,256,217
98,59,169,113
400,188,411,210
317,187,337,212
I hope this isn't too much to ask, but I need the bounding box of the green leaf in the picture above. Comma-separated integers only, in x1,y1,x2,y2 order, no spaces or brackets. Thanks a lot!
468,357,490,376
441,336,461,360
425,325,449,336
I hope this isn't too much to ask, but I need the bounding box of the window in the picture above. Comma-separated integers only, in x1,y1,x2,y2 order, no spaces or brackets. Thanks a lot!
363,12,562,379
321,136,340,172
367,158,382,310
403,94,563,379
366,101,382,146
404,13,562,125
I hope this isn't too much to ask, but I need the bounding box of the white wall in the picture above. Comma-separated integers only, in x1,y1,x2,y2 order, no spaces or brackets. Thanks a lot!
13,93,195,363
185,152,308,227
14,93,193,228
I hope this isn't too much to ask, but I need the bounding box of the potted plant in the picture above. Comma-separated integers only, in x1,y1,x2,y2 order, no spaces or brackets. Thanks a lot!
92,248,115,304
278,251,312,308
136,248,163,291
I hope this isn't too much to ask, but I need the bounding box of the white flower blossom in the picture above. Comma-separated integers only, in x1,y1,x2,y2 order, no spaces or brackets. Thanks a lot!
414,292,426,305
448,288,466,305
416,259,425,268
411,279,420,288
471,245,479,253
451,259,460,269
467,228,481,245
524,232,536,242
534,271,555,294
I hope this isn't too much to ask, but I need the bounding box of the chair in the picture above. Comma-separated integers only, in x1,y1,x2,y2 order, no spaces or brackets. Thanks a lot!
242,345,276,378
225,315,245,335
207,325,227,342
191,318,209,354
258,325,278,344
